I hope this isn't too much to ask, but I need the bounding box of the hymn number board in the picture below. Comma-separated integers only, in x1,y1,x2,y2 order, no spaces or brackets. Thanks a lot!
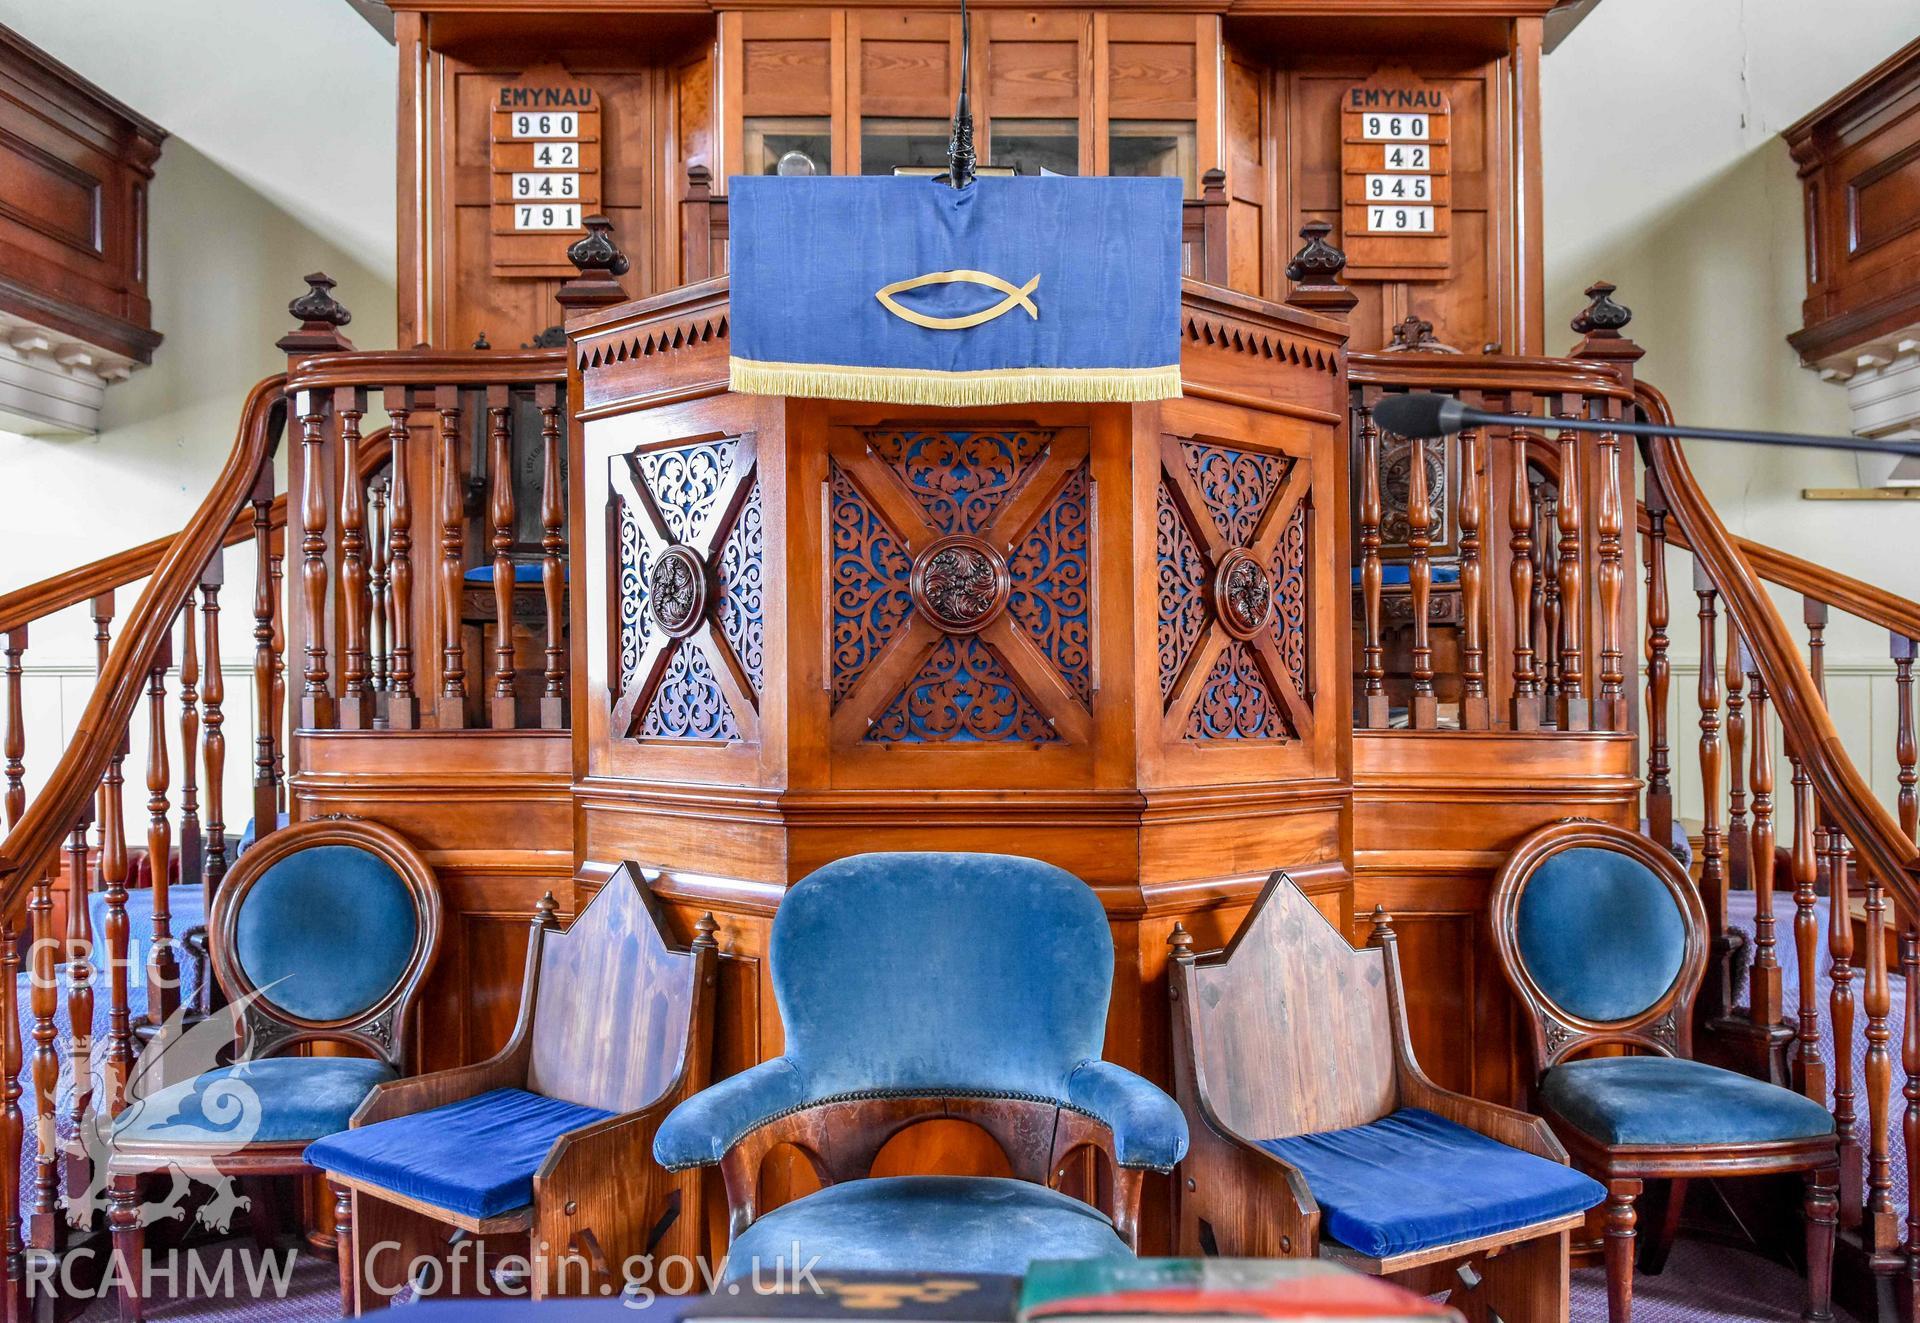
1340,78,1451,279
490,76,602,277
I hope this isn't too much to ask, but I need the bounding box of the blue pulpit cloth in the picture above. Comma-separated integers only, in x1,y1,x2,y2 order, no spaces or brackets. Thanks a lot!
728,175,1182,406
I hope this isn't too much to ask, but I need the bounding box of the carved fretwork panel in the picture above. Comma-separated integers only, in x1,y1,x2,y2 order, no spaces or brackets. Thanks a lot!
608,433,762,745
1155,434,1313,744
828,426,1093,751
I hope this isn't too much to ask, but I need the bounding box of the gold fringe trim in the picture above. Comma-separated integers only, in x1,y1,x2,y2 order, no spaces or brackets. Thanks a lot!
729,357,1182,405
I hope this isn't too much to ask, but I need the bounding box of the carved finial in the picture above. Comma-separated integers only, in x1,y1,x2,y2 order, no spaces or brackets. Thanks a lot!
1284,222,1357,317
472,331,491,350
535,890,560,931
687,163,713,200
1168,922,1195,963
1382,314,1460,354
1571,280,1632,336
277,272,355,354
693,911,719,951
1368,904,1396,948
522,326,568,350
555,215,631,319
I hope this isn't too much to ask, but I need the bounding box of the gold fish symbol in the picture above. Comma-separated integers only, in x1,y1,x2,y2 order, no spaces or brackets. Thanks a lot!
874,269,1040,330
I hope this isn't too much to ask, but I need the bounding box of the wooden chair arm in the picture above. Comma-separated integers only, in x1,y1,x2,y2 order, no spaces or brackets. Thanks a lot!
1178,1110,1321,1258
1396,1073,1570,1164
534,1100,694,1295
352,1056,527,1127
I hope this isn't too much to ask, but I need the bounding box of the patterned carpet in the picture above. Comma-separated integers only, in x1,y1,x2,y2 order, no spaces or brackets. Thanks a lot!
38,1238,1854,1321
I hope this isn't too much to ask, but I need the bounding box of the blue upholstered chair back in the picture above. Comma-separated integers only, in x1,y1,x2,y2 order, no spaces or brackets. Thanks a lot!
1491,821,1707,1068
212,820,442,1064
772,852,1113,1101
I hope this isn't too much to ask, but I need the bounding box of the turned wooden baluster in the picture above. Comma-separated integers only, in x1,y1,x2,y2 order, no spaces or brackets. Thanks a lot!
201,553,227,905
337,386,371,730
26,847,56,1251
369,479,390,699
436,384,468,729
1509,428,1540,731
92,594,132,1113
487,385,517,729
1902,929,1919,1306
1897,634,1917,841
1747,648,1783,1031
296,389,334,728
1643,470,1672,843
177,590,201,902
1357,397,1387,728
145,641,178,1025
383,386,417,729
1863,874,1896,1252
1458,423,1488,729
1540,490,1561,711
1725,619,1750,892
2,626,26,1292
250,465,278,839
1407,425,1436,730
63,804,93,1212
1792,736,1829,1104
1694,565,1731,1019
538,383,567,729
1595,420,1625,731
272,549,287,809
1555,417,1588,731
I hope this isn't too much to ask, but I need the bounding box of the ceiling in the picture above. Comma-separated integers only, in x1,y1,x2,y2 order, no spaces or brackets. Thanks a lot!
0,0,398,279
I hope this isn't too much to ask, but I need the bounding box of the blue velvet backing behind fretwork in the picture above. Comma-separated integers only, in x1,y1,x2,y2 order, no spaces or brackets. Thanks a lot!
1514,846,1687,1023
1258,1108,1604,1259
1542,1057,1836,1146
770,852,1112,1100
720,1175,1129,1283
232,844,418,1024
305,1087,612,1219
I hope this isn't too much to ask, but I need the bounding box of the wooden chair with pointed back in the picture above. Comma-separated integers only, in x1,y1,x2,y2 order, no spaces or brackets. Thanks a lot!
1489,819,1840,1323
306,861,717,1312
104,817,445,1323
1168,871,1604,1323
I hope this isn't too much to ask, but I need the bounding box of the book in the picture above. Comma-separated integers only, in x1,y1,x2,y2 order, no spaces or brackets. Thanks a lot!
683,1272,1021,1323
1018,1260,1462,1323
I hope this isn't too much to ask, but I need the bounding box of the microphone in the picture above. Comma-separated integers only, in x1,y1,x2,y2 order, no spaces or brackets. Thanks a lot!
1369,391,1920,460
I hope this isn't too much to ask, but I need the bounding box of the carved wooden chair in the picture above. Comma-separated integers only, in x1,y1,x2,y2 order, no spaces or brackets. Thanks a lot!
105,817,444,1322
307,863,717,1311
1168,872,1602,1323
1490,819,1840,1323
653,852,1187,1283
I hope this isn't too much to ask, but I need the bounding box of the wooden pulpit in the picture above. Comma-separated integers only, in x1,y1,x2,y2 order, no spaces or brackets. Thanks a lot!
565,275,1350,1242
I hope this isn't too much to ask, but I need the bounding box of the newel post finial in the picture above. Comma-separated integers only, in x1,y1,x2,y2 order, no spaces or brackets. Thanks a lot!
1284,221,1358,317
1569,279,1644,367
1367,904,1396,949
693,911,720,951
555,214,632,316
535,890,560,931
277,271,355,355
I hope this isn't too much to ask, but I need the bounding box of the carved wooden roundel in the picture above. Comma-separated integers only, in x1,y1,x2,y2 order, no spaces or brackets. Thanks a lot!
1214,548,1274,640
648,545,709,638
910,535,1010,635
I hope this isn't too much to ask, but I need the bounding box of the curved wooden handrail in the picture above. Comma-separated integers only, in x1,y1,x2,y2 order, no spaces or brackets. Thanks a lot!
1637,381,1920,920
0,374,287,907
0,426,394,636
1348,349,1634,401
285,347,564,394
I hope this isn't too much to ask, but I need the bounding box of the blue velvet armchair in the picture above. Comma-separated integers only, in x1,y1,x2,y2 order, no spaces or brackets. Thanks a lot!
653,851,1187,1282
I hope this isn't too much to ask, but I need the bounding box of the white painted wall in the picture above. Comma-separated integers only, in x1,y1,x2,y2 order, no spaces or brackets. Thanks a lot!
1544,0,1920,821
0,4,397,830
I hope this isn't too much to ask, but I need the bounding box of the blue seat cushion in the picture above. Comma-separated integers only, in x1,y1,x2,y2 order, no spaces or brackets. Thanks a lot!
1350,564,1461,587
464,563,564,585
1258,1109,1604,1259
1543,1057,1837,1147
721,1176,1128,1283
112,1057,397,1146
305,1088,613,1220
